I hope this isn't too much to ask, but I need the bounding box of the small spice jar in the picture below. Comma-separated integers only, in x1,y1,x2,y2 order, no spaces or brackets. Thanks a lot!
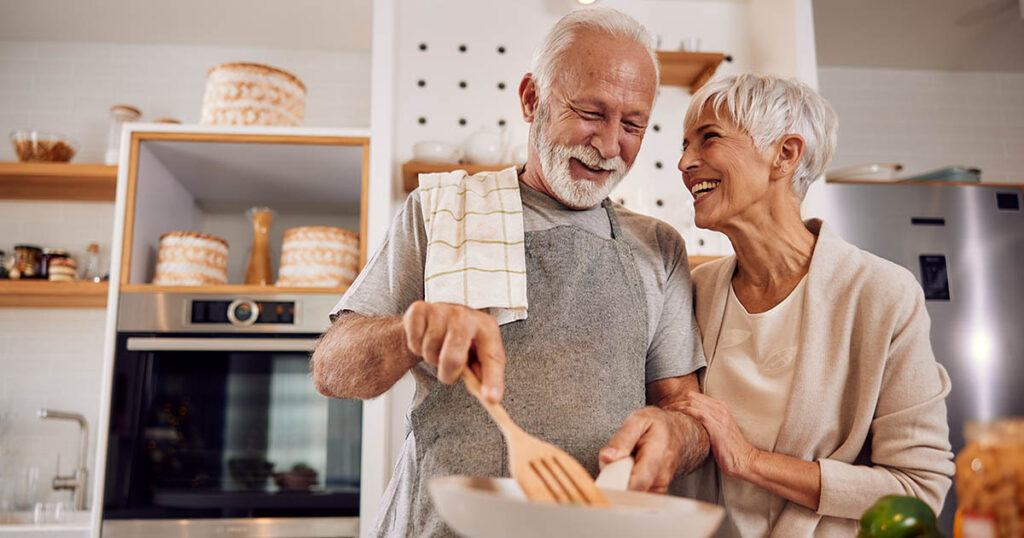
40,248,70,280
13,244,43,279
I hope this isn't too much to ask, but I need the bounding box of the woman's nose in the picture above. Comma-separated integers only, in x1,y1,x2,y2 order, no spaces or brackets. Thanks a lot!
678,147,699,172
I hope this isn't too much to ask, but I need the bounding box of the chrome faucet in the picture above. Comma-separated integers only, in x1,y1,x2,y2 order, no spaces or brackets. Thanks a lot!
38,409,89,511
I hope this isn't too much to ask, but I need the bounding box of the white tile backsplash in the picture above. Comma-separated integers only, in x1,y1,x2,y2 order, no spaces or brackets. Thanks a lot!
0,40,371,163
818,66,1024,183
0,38,371,509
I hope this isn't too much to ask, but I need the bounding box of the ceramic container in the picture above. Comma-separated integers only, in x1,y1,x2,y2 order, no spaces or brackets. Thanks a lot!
276,226,359,287
413,141,463,163
463,126,508,166
201,63,306,127
152,231,229,285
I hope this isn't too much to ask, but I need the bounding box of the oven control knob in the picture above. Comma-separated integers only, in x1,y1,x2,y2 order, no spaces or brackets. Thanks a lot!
227,299,259,327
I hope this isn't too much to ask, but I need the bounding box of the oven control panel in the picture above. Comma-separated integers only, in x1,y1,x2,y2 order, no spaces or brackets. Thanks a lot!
191,299,296,326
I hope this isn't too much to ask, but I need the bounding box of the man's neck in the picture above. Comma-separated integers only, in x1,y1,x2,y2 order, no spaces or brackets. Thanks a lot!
518,154,555,198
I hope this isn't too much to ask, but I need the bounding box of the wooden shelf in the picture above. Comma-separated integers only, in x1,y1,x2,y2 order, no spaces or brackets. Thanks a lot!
0,161,117,201
0,280,109,308
656,51,727,91
120,284,350,295
402,160,515,192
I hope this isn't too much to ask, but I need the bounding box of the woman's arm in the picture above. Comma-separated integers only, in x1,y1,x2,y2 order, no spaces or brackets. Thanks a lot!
675,392,822,510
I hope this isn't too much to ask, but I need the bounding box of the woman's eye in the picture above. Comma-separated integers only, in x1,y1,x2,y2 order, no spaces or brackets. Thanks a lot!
703,132,720,141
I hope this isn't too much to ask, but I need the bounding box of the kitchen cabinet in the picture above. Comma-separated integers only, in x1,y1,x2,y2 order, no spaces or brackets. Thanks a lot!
116,125,370,295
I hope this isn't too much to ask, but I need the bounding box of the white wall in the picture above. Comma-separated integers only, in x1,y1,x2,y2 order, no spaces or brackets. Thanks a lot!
0,40,372,509
818,66,1024,183
0,199,112,509
0,41,372,162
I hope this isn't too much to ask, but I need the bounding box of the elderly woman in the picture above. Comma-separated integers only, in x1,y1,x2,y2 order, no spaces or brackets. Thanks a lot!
672,74,955,536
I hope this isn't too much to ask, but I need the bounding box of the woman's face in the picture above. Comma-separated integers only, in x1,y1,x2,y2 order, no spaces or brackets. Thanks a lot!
678,106,775,231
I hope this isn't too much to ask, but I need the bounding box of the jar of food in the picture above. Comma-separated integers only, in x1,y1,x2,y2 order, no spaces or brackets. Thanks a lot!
40,248,70,280
47,257,77,282
954,418,1024,538
0,249,8,279
12,245,43,279
105,104,142,165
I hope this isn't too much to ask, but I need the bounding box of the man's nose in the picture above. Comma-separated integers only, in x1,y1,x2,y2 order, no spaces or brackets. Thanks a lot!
590,123,621,160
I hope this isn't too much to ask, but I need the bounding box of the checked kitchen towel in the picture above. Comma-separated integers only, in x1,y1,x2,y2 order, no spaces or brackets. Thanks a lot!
418,166,528,325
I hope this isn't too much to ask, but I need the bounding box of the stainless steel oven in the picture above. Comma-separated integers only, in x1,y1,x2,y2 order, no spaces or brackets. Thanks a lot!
103,292,359,538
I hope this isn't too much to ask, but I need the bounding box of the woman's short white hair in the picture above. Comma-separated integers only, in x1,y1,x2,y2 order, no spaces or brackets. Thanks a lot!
531,8,659,101
684,74,838,200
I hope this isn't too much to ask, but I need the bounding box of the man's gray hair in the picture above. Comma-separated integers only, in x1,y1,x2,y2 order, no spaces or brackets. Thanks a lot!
684,74,839,200
530,8,659,101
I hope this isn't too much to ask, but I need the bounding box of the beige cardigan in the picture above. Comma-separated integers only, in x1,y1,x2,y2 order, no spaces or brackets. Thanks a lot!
676,219,955,537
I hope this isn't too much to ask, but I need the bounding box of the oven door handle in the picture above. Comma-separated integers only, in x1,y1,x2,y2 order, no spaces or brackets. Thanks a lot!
125,337,317,352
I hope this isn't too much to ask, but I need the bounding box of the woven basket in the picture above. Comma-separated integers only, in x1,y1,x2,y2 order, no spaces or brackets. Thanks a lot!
201,63,306,127
153,231,229,285
277,226,359,287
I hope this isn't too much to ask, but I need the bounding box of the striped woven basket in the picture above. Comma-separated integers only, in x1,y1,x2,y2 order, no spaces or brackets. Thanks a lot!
277,226,359,287
152,231,229,285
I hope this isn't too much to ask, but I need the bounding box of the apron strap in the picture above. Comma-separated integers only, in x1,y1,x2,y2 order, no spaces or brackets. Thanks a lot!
601,198,624,240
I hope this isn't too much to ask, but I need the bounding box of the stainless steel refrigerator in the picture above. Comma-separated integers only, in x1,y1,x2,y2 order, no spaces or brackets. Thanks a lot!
803,180,1024,533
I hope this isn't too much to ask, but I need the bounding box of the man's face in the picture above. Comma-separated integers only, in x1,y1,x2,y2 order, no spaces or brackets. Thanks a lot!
526,33,657,209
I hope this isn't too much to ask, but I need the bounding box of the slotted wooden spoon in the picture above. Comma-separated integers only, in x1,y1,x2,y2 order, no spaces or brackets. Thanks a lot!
461,369,610,506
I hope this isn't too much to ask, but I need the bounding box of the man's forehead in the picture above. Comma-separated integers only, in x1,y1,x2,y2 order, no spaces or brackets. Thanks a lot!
548,35,657,108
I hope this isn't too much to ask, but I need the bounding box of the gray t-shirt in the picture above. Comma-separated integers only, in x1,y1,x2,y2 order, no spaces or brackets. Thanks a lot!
332,181,706,383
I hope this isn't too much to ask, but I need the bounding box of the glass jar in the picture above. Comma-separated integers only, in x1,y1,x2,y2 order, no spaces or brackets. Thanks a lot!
40,248,70,280
12,245,42,279
954,418,1024,537
105,104,141,165
0,249,8,279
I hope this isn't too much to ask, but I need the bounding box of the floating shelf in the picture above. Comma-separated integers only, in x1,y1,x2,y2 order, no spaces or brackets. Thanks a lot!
656,51,727,91
0,161,117,201
402,160,515,192
120,284,350,295
0,280,109,308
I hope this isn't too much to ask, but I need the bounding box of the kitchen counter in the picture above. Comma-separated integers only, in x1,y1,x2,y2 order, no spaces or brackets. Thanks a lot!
0,510,91,537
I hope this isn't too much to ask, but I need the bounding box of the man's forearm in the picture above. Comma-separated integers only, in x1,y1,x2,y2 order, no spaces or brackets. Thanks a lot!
664,407,710,475
312,312,420,400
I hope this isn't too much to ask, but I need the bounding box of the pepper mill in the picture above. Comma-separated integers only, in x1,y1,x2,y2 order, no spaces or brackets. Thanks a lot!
244,206,274,285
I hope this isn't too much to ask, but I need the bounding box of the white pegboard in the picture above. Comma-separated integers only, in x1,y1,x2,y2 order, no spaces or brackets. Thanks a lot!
392,0,804,257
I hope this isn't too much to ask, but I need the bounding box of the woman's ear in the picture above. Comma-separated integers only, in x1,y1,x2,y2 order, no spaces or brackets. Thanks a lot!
770,134,805,181
520,74,539,123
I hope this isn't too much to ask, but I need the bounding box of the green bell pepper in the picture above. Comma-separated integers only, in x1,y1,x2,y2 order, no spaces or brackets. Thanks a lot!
858,495,943,538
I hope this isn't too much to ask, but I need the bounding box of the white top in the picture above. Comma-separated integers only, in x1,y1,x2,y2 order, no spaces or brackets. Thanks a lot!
705,276,808,537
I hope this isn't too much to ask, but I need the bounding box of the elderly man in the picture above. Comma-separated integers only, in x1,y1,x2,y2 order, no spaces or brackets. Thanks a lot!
313,8,708,537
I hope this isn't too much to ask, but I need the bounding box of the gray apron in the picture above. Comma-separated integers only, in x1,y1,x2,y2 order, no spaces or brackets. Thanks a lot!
371,200,649,537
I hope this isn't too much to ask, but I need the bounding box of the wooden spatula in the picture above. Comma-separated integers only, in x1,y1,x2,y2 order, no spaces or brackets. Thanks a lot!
461,369,610,506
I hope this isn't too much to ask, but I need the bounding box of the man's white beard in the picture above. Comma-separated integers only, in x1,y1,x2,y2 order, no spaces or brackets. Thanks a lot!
532,112,630,210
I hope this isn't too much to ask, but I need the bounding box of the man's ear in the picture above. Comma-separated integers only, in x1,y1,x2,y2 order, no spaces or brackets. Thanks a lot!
519,74,539,123
770,134,805,181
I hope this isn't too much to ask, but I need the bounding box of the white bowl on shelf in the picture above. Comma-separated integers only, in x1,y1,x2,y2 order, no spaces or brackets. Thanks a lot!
826,162,903,181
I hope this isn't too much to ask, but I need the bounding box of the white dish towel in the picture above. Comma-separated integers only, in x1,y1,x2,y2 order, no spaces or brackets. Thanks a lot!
418,167,528,325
